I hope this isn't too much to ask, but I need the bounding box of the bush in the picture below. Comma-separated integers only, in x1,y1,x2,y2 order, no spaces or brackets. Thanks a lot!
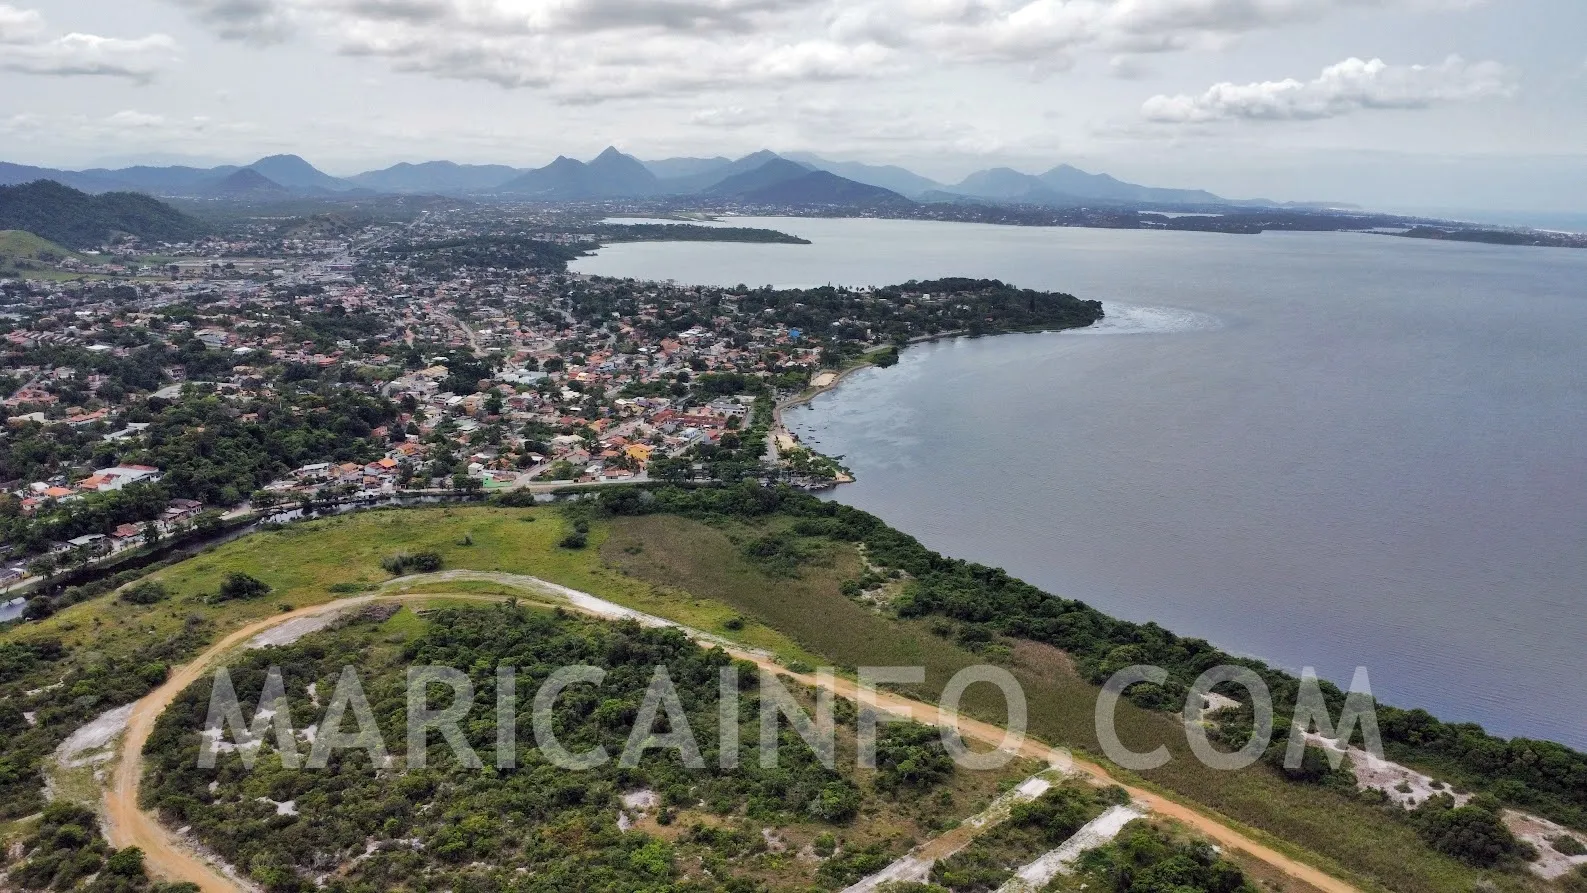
1410,795,1535,867
212,573,269,603
381,552,444,575
559,531,589,550
121,582,170,605
1552,835,1587,857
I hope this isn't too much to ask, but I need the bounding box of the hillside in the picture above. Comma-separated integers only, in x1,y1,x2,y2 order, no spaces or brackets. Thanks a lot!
702,156,815,195
0,180,206,248
0,229,81,277
737,169,912,206
200,168,289,198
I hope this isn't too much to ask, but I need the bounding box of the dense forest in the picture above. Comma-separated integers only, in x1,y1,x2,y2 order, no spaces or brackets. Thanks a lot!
140,605,995,893
584,223,811,245
0,182,206,249
371,235,581,276
570,276,1104,349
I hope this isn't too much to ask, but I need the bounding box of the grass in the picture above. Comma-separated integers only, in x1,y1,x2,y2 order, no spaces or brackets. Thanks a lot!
0,506,1552,893
601,514,1547,893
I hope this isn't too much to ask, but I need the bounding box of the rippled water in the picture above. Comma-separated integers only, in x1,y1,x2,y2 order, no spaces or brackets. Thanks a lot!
574,218,1587,747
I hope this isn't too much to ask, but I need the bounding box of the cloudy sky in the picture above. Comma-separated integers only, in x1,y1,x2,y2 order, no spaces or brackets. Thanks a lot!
2,0,1583,211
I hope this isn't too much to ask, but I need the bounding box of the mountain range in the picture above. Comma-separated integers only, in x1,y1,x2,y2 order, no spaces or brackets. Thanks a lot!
0,149,1322,210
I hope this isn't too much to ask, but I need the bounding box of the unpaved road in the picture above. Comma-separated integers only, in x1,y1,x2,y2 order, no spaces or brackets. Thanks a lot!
106,572,1359,893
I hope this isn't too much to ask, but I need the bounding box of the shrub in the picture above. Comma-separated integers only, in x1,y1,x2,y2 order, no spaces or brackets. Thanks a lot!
212,573,270,603
381,552,444,575
1411,795,1535,867
121,582,170,605
1552,835,1587,857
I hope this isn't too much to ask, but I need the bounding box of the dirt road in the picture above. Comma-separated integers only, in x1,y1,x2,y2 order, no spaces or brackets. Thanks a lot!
105,574,1359,893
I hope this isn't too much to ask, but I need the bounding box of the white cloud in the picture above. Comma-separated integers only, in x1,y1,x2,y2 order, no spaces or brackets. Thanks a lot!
0,4,177,81
1141,55,1515,122
0,3,43,42
156,0,1484,101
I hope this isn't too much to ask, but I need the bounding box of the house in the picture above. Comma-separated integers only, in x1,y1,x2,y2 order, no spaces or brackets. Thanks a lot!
163,499,204,525
112,523,145,545
66,534,110,556
79,465,163,492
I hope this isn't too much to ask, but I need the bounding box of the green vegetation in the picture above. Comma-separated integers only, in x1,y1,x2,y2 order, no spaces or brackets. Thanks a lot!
1,797,199,893
1059,820,1257,893
0,505,816,821
1410,795,1535,868
370,234,579,276
378,551,444,575
0,182,206,249
0,230,81,277
0,497,1566,893
1553,835,1587,857
588,485,1551,893
140,604,1028,893
587,223,812,245
930,783,1111,891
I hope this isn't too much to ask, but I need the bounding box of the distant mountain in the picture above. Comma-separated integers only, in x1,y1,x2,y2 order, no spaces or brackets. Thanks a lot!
943,163,1231,208
783,153,944,198
78,164,235,195
349,161,523,193
501,147,660,199
949,167,1053,202
643,156,732,180
202,168,290,198
0,181,206,248
0,162,129,194
248,155,354,193
713,164,911,206
657,151,795,194
703,158,815,196
1036,164,1224,205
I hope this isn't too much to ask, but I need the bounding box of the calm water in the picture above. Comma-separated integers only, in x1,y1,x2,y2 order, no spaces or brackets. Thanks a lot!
573,218,1587,748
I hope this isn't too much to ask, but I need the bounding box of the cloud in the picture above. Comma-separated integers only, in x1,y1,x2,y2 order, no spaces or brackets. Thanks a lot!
1141,55,1515,122
166,0,295,43
0,4,177,81
0,3,43,42
159,0,1488,102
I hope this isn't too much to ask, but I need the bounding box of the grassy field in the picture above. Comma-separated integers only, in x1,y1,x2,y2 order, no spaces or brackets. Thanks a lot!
601,514,1549,893
0,505,1555,893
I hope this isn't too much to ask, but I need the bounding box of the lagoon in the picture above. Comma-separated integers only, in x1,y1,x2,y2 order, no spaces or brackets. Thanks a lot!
573,217,1587,747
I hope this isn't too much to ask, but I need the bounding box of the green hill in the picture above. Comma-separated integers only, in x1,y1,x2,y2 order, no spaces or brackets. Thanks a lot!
0,180,206,249
0,229,82,276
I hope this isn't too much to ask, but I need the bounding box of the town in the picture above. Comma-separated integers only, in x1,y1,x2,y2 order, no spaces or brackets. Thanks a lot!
0,206,1102,600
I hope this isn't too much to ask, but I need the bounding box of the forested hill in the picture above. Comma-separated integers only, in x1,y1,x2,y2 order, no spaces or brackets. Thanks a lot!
0,180,207,249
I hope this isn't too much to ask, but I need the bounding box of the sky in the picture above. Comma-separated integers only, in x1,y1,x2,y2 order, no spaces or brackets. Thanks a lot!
1,0,1584,212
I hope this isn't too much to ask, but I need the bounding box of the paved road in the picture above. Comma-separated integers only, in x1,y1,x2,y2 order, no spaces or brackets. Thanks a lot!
106,572,1356,893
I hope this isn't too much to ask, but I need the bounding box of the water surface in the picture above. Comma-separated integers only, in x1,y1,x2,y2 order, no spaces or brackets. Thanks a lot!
573,218,1587,747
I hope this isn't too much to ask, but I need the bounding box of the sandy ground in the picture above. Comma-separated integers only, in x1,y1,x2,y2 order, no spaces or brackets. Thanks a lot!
1306,732,1587,879
246,613,341,649
1304,732,1469,810
1505,810,1587,879
56,704,135,769
106,572,1365,893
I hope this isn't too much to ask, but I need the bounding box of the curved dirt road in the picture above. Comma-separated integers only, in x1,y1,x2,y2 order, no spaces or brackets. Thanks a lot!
106,573,1359,893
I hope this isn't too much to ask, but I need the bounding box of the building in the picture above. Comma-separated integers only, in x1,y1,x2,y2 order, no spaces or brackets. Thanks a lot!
78,465,163,493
